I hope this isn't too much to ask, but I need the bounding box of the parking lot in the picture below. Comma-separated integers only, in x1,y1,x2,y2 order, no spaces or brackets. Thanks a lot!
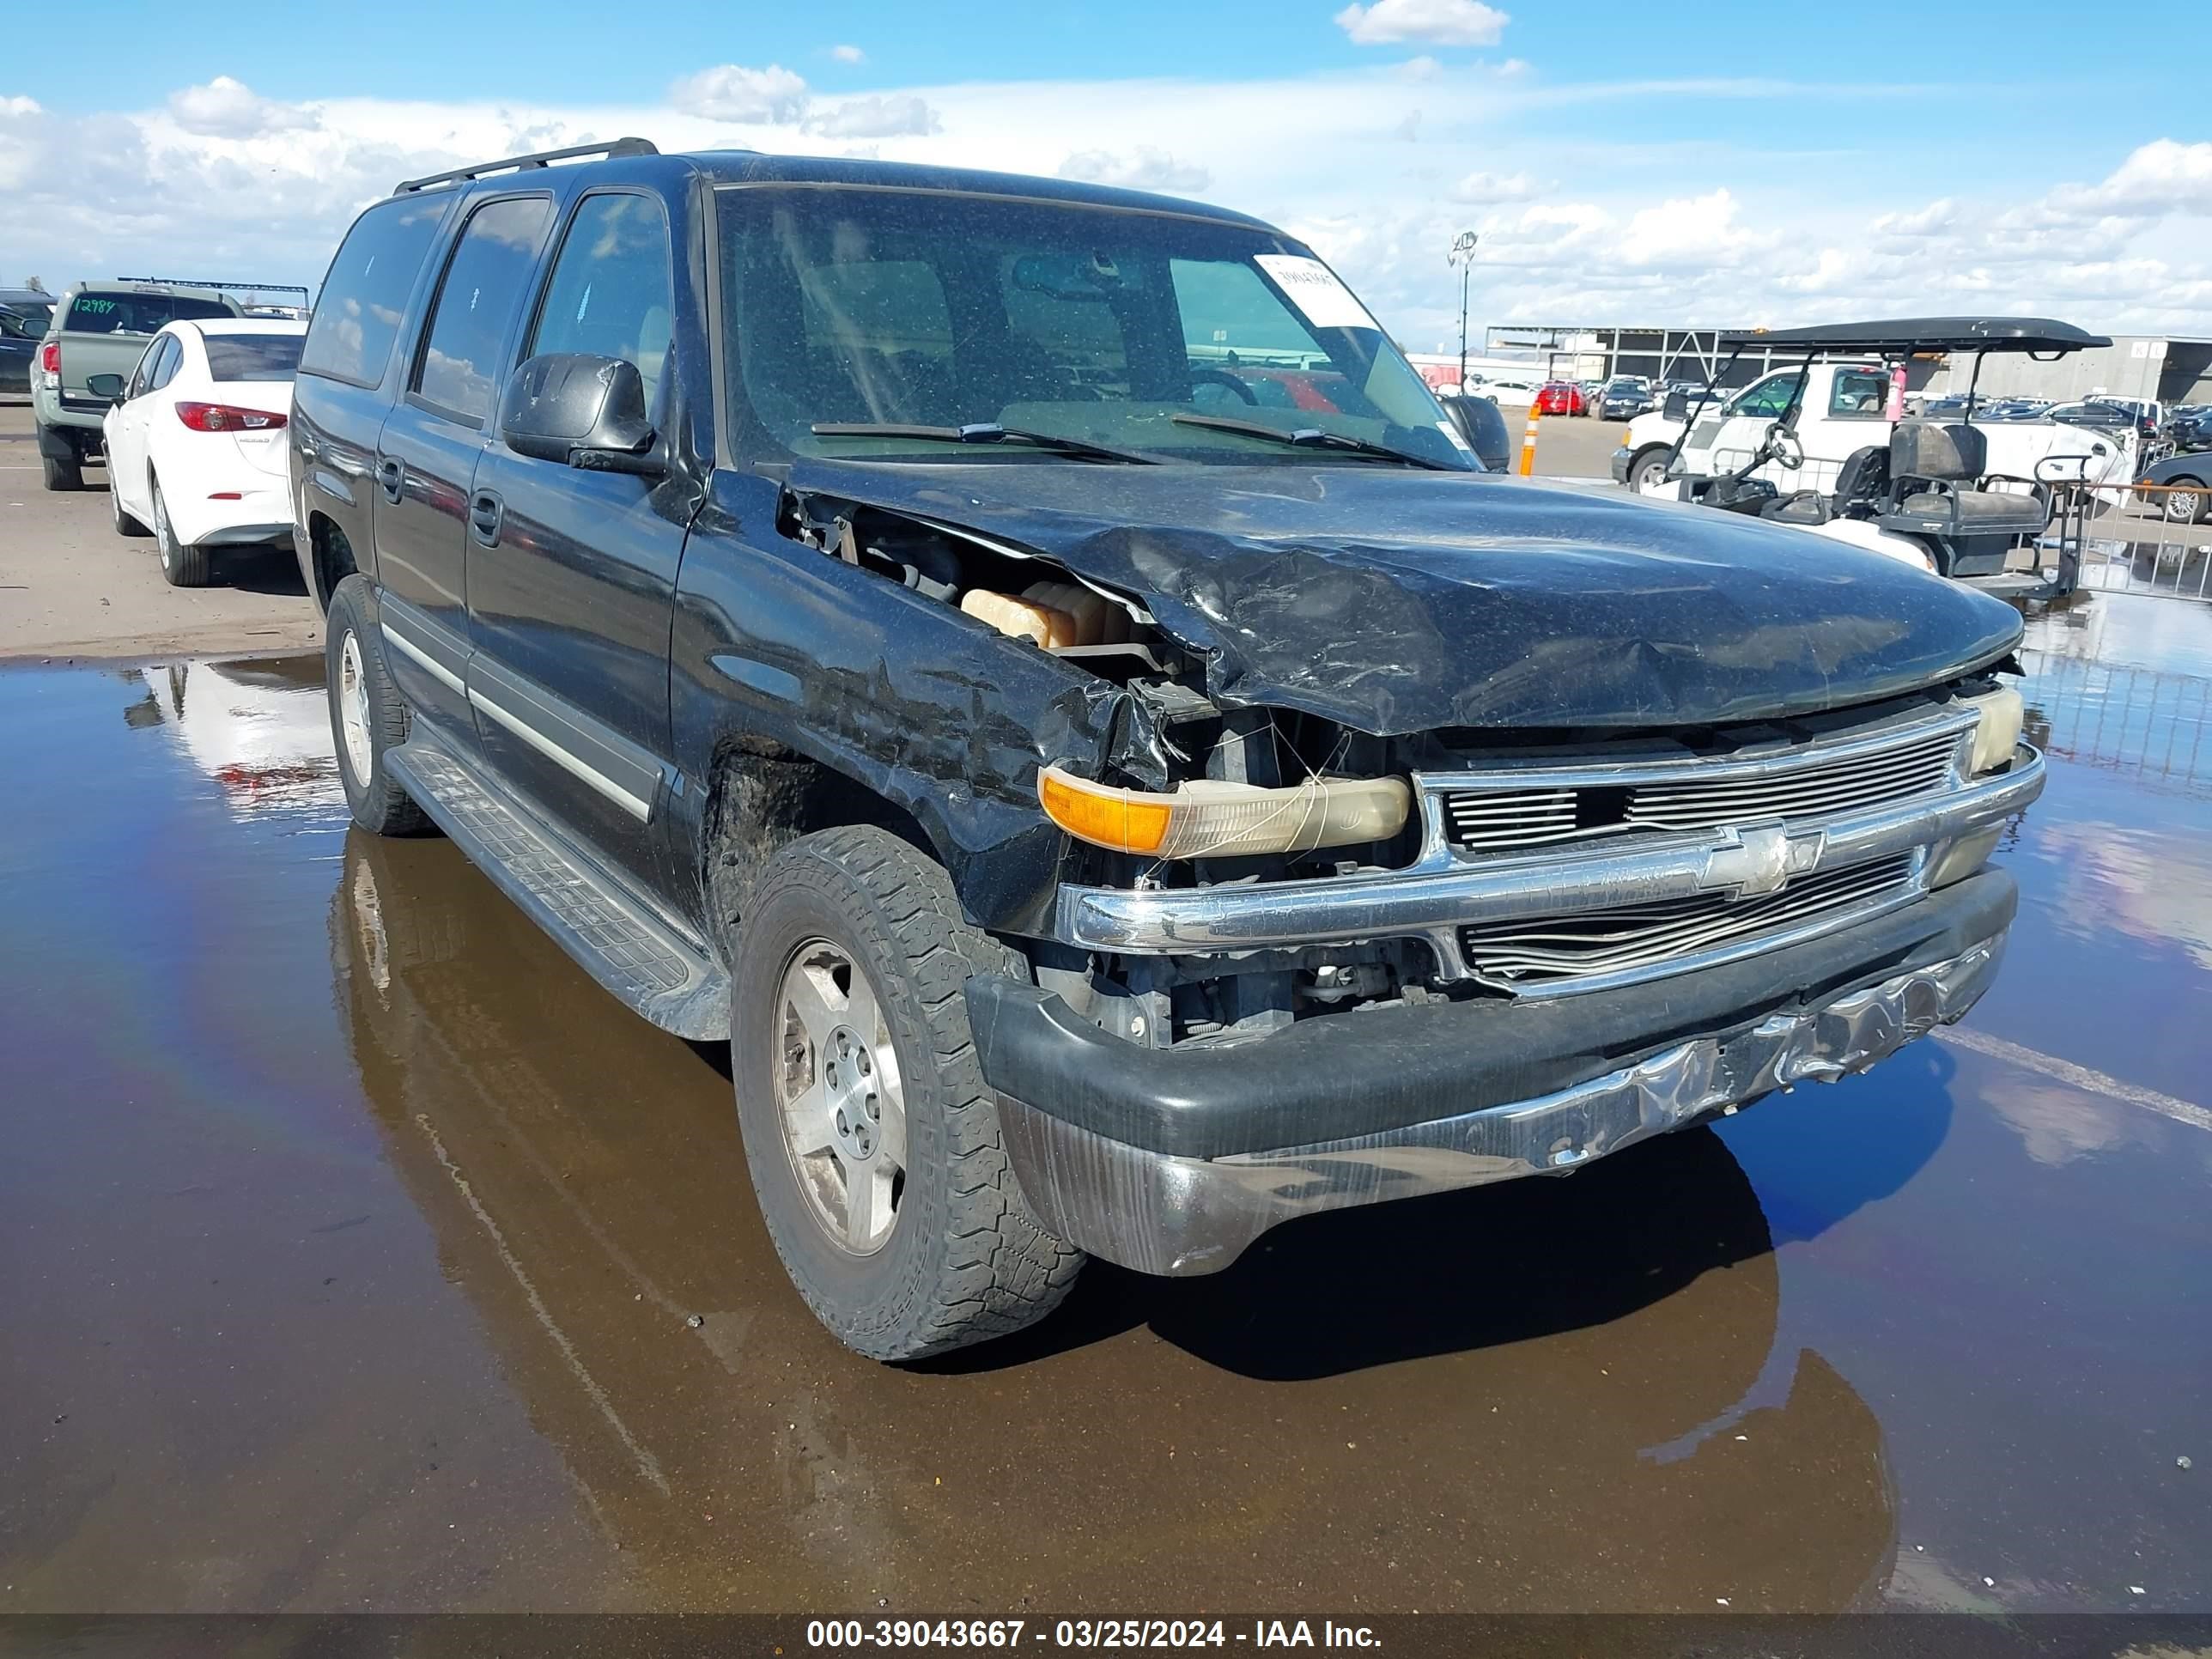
0,403,320,663
3,412,2209,1613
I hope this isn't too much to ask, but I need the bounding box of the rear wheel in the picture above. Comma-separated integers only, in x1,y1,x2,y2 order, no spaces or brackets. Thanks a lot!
2162,480,2207,524
731,825,1082,1361
41,453,82,491
111,481,149,538
152,478,211,587
324,574,433,837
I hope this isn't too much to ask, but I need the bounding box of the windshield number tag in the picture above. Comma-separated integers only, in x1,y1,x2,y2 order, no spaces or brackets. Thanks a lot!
1254,255,1377,332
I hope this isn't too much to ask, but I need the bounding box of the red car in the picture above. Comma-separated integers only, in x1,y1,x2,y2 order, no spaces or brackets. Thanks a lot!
1535,380,1586,416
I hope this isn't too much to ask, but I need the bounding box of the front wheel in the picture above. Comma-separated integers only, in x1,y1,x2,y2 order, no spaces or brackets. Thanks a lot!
324,574,433,837
112,482,149,538
2162,480,2208,524
732,825,1083,1361
1627,446,1674,489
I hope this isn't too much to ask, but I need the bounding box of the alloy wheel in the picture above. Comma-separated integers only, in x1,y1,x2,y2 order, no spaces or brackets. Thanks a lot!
337,629,374,787
775,938,907,1255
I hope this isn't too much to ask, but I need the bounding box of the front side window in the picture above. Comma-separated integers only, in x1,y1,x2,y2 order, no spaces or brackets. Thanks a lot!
301,192,453,389
1729,374,1800,421
413,195,553,424
716,185,1466,468
527,192,676,415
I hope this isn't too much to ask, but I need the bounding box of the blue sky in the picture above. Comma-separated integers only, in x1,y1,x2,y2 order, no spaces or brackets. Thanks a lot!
8,0,2210,337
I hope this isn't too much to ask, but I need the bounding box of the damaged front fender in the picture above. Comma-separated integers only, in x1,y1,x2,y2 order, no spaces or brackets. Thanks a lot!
667,471,1190,937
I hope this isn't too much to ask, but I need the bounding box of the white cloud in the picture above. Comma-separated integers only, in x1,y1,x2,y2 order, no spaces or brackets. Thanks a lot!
1058,146,1211,193
804,94,939,138
1334,0,1510,47
1615,187,1766,268
167,76,318,139
668,63,809,124
2049,138,2212,219
1,63,2205,340
1450,168,1535,204
830,44,866,64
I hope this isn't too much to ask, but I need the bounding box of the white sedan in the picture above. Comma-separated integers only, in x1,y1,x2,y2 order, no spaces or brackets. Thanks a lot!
101,319,306,587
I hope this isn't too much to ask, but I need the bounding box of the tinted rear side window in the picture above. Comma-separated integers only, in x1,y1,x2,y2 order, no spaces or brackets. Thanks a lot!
412,196,553,424
301,194,452,388
66,293,232,335
204,335,306,381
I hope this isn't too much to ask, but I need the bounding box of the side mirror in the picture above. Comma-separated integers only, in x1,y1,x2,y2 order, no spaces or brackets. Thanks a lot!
498,352,664,477
1663,388,1690,421
86,372,127,404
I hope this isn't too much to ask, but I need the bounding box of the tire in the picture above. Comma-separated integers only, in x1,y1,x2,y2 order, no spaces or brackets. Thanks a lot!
324,574,433,837
731,825,1083,1361
152,477,210,587
41,453,82,491
1627,446,1673,489
111,481,149,538
2162,479,2208,524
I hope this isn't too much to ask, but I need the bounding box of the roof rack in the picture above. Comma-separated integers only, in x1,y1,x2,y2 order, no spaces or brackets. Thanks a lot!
394,137,659,195
114,277,310,301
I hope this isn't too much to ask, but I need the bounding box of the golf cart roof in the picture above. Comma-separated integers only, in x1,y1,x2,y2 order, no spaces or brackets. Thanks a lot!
1716,317,2112,355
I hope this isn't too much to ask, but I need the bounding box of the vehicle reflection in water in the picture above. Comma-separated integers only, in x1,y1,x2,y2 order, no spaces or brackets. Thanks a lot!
331,829,1898,1611
119,658,341,818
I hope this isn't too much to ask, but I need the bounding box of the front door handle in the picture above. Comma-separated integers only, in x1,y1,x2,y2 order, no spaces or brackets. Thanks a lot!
377,457,405,504
469,489,504,547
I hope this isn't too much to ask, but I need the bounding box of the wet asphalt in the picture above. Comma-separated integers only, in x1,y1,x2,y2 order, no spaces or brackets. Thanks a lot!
1,598,2208,1616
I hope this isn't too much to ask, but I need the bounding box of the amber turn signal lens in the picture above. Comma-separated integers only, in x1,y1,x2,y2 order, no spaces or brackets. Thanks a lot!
1038,768,1173,854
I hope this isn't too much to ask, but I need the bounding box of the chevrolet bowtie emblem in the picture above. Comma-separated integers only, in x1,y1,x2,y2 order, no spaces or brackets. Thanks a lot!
1701,823,1825,899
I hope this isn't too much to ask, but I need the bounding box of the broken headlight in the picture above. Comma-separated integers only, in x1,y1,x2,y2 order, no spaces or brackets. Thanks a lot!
1038,766,1409,859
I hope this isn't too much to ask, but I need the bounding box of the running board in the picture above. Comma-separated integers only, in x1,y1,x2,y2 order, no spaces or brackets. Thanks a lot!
384,738,730,1040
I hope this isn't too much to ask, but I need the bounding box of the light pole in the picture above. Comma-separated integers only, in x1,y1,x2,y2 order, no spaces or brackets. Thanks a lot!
1447,231,1479,391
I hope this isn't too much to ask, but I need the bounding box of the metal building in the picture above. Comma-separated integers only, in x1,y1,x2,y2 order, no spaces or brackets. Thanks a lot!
1486,323,2212,405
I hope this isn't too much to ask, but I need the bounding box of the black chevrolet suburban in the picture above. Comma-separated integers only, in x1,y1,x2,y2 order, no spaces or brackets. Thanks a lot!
292,139,2043,1360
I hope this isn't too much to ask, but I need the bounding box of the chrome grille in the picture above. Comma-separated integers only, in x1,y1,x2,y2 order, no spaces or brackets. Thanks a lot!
1440,719,1966,853
1442,787,1581,852
1624,727,1961,830
1457,853,1918,988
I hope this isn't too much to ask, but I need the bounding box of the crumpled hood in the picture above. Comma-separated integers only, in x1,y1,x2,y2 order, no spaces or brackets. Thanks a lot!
785,459,2025,733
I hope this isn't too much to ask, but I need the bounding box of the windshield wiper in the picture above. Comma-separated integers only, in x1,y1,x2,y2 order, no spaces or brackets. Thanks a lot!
808,422,1158,465
1168,412,1455,470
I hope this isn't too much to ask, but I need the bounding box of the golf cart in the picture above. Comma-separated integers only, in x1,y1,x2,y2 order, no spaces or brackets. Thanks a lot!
1615,317,2124,598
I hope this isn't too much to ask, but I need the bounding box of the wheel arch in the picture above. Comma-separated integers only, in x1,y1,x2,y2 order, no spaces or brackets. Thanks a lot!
698,740,944,963
307,511,361,612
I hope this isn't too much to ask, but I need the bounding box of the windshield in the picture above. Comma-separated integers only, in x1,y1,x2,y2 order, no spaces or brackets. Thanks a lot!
714,185,1468,468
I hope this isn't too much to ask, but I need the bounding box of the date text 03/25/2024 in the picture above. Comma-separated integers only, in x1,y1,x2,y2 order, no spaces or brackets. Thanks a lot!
805,1619,1380,1649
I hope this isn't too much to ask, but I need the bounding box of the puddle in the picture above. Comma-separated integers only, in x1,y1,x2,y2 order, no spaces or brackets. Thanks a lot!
1,634,2207,1613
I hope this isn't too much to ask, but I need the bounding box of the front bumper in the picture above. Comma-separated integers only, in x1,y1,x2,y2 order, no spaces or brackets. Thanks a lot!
1609,445,1635,483
974,868,2014,1275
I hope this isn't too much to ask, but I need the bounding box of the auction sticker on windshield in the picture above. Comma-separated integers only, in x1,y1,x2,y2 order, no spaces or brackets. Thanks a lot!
1254,255,1378,331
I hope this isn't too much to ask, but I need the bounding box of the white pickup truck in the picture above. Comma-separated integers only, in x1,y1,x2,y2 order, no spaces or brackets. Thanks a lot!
1612,359,2135,499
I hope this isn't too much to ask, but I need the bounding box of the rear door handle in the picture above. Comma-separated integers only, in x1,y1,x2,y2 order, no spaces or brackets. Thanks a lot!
377,457,404,504
469,489,504,547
